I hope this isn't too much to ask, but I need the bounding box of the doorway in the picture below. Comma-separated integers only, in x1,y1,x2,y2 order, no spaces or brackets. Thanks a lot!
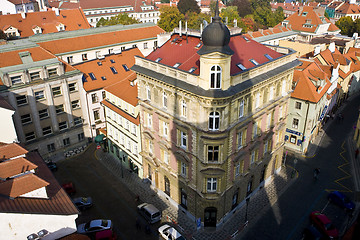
204,207,217,227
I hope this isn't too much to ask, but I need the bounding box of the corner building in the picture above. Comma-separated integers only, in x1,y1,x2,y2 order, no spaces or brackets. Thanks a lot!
132,9,299,227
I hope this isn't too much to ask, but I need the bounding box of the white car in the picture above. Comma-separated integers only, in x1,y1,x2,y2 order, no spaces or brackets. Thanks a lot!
77,219,112,234
158,224,186,240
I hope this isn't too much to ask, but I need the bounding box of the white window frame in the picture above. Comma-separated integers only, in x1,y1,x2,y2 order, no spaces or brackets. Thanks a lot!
181,131,187,149
181,162,187,177
209,111,220,131
207,178,217,192
292,118,299,129
269,86,274,100
181,100,187,118
163,91,167,109
146,85,151,101
210,65,221,89
239,99,244,118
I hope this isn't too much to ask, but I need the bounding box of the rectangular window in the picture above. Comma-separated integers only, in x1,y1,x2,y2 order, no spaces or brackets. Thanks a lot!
269,86,274,100
181,131,187,149
93,110,100,121
38,109,49,119
30,72,41,81
295,101,302,110
71,100,80,109
147,113,152,128
102,91,106,100
78,132,85,141
68,83,77,92
89,72,96,80
11,75,22,85
34,90,45,100
110,67,118,74
59,121,68,131
255,92,260,109
163,150,169,164
91,93,98,103
16,95,27,106
56,104,64,114
181,100,187,118
67,56,73,64
181,162,187,177
122,64,130,71
144,42,148,49
146,86,151,100
21,114,32,125
235,162,240,176
25,132,36,142
48,68,58,77
74,117,82,125
253,121,258,138
237,131,244,149
149,140,153,154
42,126,52,136
47,143,55,152
163,121,169,138
207,178,217,192
292,118,299,129
251,150,256,164
163,92,167,108
82,53,88,61
63,138,70,147
239,99,244,118
279,105,283,120
52,86,61,96
208,146,219,162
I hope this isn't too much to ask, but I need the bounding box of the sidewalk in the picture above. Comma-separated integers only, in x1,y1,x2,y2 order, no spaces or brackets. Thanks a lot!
95,148,296,240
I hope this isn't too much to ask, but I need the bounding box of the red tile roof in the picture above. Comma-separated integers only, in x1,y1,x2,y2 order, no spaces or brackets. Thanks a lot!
277,6,339,33
0,157,38,179
0,143,28,160
336,2,360,14
146,33,284,76
37,25,164,55
244,26,292,39
104,73,138,106
74,47,143,92
292,59,331,103
0,151,79,215
102,99,140,125
0,8,91,38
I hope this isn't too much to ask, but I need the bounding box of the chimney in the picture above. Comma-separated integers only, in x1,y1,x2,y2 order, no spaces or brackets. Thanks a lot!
20,12,26,19
314,45,321,56
329,42,335,53
234,19,237,28
200,23,203,34
52,7,60,16
185,21,187,33
179,20,182,37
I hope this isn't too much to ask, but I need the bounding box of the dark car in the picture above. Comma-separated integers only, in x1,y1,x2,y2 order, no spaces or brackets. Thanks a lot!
46,161,57,171
310,211,339,239
95,229,117,240
62,182,76,195
77,219,112,234
328,191,355,211
73,197,93,210
302,225,324,240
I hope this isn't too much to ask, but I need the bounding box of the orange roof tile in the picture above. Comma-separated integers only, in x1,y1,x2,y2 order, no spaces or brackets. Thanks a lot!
0,173,49,199
0,8,91,38
104,73,138,106
102,99,140,125
74,47,143,92
0,157,37,179
37,25,164,55
0,143,28,160
336,2,360,15
292,59,331,103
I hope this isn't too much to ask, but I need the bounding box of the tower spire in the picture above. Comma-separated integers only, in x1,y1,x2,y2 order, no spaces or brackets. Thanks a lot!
213,0,220,22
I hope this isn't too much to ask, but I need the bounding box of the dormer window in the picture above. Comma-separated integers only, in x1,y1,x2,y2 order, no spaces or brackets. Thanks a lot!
32,26,42,35
189,67,197,73
89,72,96,80
56,23,65,32
155,58,162,62
173,63,181,68
237,63,246,71
264,54,273,60
10,75,22,85
210,65,221,89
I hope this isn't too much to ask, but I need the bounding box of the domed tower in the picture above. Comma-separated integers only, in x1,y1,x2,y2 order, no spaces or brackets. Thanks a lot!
197,1,233,90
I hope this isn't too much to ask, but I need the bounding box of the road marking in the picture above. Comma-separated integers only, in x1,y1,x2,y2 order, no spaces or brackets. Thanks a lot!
285,191,325,240
325,141,353,193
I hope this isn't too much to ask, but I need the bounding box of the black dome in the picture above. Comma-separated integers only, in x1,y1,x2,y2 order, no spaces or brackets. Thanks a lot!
197,1,233,56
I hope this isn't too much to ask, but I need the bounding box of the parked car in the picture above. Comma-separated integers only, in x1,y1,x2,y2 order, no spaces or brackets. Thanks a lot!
62,182,76,195
46,161,57,171
95,229,117,240
73,197,93,210
77,219,112,234
328,191,355,211
310,211,339,239
137,203,161,224
302,225,324,240
158,224,185,240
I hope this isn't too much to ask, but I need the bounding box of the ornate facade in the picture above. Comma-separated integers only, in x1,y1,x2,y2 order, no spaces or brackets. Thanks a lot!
132,6,299,227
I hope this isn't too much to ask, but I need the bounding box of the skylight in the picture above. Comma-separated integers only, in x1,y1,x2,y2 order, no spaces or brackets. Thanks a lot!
243,36,250,42
236,63,246,71
249,59,259,66
264,54,273,60
173,63,181,68
110,59,115,63
122,64,130,71
89,72,96,80
97,62,102,66
189,67,197,73
110,67,118,74
101,76,106,80
195,42,203,48
155,57,162,63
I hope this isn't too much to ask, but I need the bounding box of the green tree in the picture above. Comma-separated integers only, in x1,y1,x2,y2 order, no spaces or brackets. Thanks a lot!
229,0,252,18
177,0,200,15
158,6,184,32
0,30,6,40
185,12,211,30
96,13,140,27
220,6,241,27
161,0,170,2
354,18,360,36
335,16,354,36
273,7,285,24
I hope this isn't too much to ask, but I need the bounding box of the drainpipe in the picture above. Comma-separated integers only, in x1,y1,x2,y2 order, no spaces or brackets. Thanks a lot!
301,101,310,152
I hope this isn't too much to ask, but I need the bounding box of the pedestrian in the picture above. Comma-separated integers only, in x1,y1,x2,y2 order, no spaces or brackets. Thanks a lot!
145,224,151,234
356,149,359,159
313,168,320,180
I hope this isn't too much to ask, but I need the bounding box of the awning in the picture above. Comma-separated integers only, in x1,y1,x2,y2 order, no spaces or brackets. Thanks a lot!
94,134,105,143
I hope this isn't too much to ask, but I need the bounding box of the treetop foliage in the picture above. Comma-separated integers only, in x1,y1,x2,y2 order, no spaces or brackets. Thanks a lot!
96,13,140,27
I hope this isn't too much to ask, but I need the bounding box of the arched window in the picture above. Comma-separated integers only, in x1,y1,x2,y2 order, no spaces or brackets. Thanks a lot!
210,65,221,89
209,112,220,130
